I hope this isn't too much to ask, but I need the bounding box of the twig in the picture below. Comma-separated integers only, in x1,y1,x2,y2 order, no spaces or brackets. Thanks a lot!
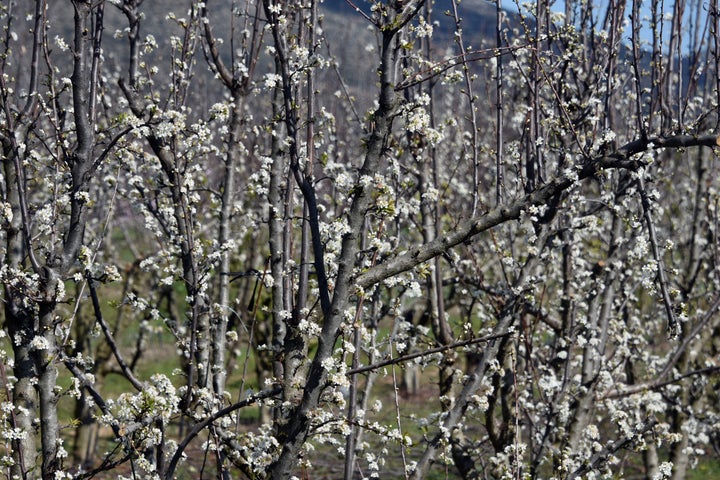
343,0,375,25
85,269,144,391
164,385,282,480
346,331,510,376
73,450,132,480
448,0,480,216
569,417,658,479
0,360,26,478
602,293,720,399
61,355,118,435
638,174,678,337
396,39,550,91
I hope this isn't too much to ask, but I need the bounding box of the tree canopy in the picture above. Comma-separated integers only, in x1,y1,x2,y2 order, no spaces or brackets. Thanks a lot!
1,0,719,479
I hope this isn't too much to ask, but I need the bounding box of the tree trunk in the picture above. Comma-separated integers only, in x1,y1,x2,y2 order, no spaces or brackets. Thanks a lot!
266,15,403,477
38,296,60,478
3,140,38,478
7,332,38,478
73,388,99,469
644,443,659,480
212,96,244,396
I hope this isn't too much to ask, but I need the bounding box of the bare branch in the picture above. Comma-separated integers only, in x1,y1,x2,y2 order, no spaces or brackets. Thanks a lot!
21,0,45,117
86,270,144,392
346,331,511,376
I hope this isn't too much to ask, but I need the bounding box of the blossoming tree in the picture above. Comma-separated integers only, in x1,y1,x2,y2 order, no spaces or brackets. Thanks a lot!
1,0,719,479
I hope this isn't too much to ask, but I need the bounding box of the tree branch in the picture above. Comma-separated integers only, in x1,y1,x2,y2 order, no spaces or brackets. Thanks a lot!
85,269,144,392
569,417,658,479
602,293,720,399
638,174,677,336
356,134,720,290
346,331,511,376
164,385,282,480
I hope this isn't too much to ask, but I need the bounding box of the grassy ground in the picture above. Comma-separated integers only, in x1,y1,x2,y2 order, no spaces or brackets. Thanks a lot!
3,281,720,479
688,459,720,479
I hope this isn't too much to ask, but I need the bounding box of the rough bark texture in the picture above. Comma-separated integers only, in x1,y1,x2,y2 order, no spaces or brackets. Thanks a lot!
266,2,411,474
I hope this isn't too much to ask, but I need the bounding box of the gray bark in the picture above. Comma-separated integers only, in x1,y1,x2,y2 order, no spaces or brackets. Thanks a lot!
644,443,660,479
38,296,60,477
0,1,101,476
35,2,100,476
266,0,416,473
566,213,620,451
267,88,291,404
200,0,260,398
2,138,38,478
212,97,243,396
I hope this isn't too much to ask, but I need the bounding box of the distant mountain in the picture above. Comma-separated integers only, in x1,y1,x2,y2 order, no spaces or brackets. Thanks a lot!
37,0,524,115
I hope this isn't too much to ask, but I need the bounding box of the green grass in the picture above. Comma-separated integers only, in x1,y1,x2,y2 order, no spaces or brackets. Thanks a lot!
689,458,720,479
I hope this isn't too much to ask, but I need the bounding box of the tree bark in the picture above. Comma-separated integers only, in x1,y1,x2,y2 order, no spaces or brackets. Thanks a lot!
2,139,38,478
266,7,407,475
212,96,243,396
38,296,60,478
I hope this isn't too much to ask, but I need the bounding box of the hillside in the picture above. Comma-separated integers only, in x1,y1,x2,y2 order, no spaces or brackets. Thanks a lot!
43,0,508,107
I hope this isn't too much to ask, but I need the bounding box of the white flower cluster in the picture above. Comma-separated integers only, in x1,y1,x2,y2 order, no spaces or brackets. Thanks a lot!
53,35,69,52
402,94,444,147
0,202,12,224
155,109,186,139
263,73,282,90
247,155,274,196
143,34,158,54
412,16,434,38
232,424,280,475
0,265,40,308
34,203,55,235
653,461,674,480
100,374,180,459
319,217,351,278
208,102,231,122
